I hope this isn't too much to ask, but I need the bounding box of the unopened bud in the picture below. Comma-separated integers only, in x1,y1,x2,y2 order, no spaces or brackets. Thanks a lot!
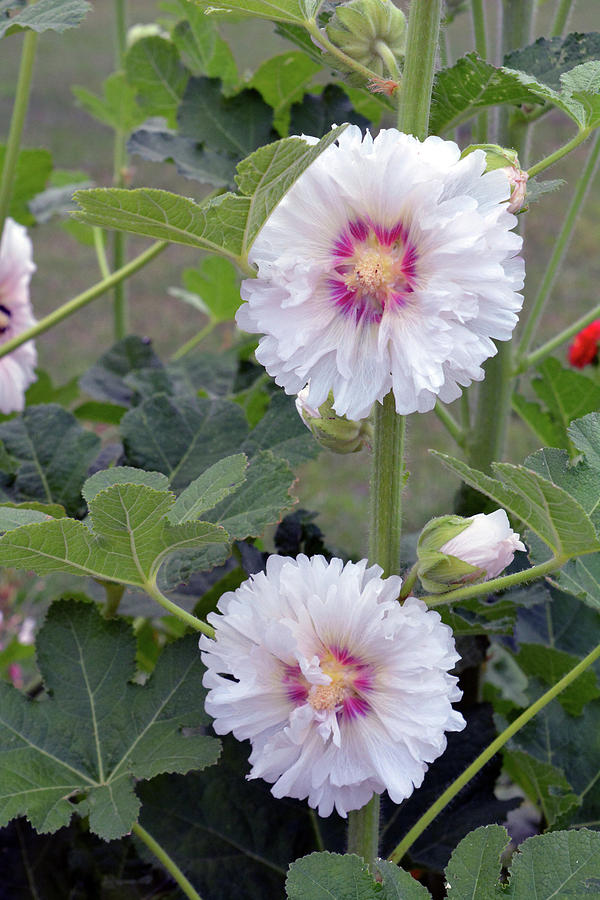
326,0,406,77
416,510,525,593
461,143,528,213
126,23,169,48
296,387,372,453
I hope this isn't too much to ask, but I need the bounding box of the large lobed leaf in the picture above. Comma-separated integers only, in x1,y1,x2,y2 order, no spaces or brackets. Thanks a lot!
0,0,90,38
0,600,220,840
73,126,346,266
194,0,321,25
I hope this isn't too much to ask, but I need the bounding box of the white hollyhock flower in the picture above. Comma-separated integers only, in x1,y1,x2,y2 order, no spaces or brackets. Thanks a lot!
200,554,465,817
440,509,526,581
237,126,524,419
0,218,37,413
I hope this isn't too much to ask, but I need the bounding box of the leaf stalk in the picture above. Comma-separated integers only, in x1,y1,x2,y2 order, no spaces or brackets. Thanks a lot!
132,822,204,900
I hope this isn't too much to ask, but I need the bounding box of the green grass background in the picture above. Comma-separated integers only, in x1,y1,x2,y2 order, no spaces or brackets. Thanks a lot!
0,0,599,553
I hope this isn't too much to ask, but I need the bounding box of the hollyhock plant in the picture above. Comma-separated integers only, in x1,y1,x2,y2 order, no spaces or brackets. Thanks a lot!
567,320,600,368
237,126,525,419
0,217,37,413
200,554,465,817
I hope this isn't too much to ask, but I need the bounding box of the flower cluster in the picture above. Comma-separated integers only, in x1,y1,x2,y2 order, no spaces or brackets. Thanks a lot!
568,320,600,368
201,555,465,817
0,217,37,413
237,126,524,420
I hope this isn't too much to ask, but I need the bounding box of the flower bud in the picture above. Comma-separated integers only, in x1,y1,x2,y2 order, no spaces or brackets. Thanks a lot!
416,509,525,593
568,320,600,368
126,23,169,48
326,0,406,77
461,144,528,213
296,387,372,453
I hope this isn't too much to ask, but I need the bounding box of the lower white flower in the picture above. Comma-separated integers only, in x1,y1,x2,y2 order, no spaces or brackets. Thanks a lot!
0,218,37,413
200,554,465,817
237,126,524,420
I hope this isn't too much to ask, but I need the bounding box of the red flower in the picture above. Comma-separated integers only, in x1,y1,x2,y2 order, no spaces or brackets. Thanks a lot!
568,320,600,368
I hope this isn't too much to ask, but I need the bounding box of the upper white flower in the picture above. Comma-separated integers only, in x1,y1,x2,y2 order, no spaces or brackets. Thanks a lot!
237,126,524,419
200,554,465,817
440,509,526,581
0,218,37,413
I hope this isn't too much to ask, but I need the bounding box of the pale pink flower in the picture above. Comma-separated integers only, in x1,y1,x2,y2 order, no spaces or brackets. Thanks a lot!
0,218,37,413
237,126,524,419
440,509,525,581
501,165,528,214
200,554,465,817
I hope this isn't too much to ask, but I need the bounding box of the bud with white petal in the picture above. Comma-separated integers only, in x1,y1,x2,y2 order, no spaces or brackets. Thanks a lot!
461,143,528,213
296,387,372,454
417,509,526,593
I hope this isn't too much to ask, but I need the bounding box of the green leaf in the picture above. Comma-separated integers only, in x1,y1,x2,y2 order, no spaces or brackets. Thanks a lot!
430,53,548,134
0,146,52,226
180,255,241,321
0,600,220,839
0,0,90,38
121,395,248,492
124,36,189,127
72,73,145,133
289,84,370,137
73,126,346,263
172,4,238,91
250,51,321,136
127,122,235,187
514,358,600,454
374,861,432,899
504,32,600,91
445,825,509,898
82,466,170,502
563,60,600,129
0,506,51,531
80,335,164,406
240,391,319,468
0,477,229,587
177,77,275,160
137,736,321,899
195,0,320,25
167,453,248,523
286,852,381,899
516,643,600,715
502,750,579,827
204,449,296,539
0,405,100,518
506,830,600,898
72,400,127,425
432,450,600,558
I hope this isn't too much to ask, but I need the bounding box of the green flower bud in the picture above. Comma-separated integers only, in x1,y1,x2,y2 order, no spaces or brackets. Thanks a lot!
296,387,372,454
461,144,528,213
326,0,406,77
416,510,525,593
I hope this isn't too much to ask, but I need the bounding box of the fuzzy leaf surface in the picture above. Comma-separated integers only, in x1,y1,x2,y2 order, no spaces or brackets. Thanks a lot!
0,405,100,518
286,852,382,899
73,127,345,261
179,255,241,321
0,601,220,839
72,73,145,133
124,36,189,126
432,451,600,558
127,121,235,187
0,478,228,587
167,453,248,523
171,2,237,90
445,825,509,898
79,335,164,407
0,146,52,226
506,830,600,897
504,32,600,91
195,0,320,25
250,51,320,135
502,750,579,827
0,0,90,37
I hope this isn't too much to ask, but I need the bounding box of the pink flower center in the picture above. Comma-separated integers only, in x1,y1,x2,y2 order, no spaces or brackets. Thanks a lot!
328,218,418,324
283,645,373,720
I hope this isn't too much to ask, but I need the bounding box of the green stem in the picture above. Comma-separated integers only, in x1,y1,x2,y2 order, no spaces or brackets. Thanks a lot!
102,581,125,618
0,241,167,362
347,0,443,868
518,301,600,373
438,25,450,69
171,320,218,361
551,0,576,36
304,19,383,83
517,132,600,361
309,809,325,852
0,29,38,235
425,556,564,607
132,823,204,900
93,227,111,280
144,578,215,638
399,562,419,601
470,0,488,143
434,402,464,447
113,0,129,339
460,392,470,432
389,636,600,864
528,128,592,179
396,0,442,138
